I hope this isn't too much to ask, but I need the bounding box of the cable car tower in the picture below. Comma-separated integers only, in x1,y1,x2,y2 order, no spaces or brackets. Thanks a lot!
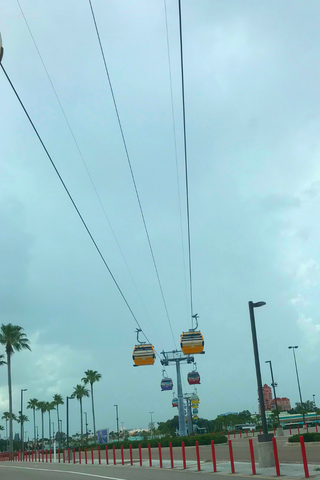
160,350,194,437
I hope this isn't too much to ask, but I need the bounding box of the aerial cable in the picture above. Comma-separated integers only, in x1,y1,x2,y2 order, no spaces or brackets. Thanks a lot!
16,0,161,345
163,0,189,324
88,0,177,348
178,0,194,328
0,62,160,358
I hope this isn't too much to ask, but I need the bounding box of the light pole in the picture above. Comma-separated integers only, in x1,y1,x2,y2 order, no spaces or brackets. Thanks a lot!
288,346,304,422
20,389,27,451
83,412,88,439
265,361,279,422
114,405,119,441
249,301,274,466
36,426,39,449
66,396,73,450
149,412,154,439
313,394,316,407
51,422,55,442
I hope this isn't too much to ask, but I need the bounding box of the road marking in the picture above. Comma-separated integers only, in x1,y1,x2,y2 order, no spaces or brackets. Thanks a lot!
0,465,127,479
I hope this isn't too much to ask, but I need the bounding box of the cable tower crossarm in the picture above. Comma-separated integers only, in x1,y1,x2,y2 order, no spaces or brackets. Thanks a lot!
0,62,161,357
16,0,161,345
88,0,177,348
178,0,194,328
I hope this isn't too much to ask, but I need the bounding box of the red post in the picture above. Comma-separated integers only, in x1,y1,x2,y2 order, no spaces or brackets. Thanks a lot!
58,449,60,463
113,445,116,465
63,449,65,463
259,428,261,434
316,424,318,434
68,449,70,464
139,444,142,466
121,445,124,465
50,450,52,463
240,430,242,438
29,450,31,462
272,438,280,476
300,436,309,478
105,446,109,465
169,442,174,468
91,447,94,464
79,448,81,464
158,443,162,468
98,446,101,465
73,449,75,464
228,440,235,474
42,449,44,462
306,424,309,433
85,447,87,464
289,426,292,435
181,441,186,469
233,430,236,439
148,443,152,467
298,425,300,435
196,440,201,471
252,429,254,437
129,445,133,466
211,440,217,472
249,439,256,475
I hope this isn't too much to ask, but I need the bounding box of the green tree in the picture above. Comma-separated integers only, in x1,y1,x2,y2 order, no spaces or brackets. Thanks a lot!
53,394,64,449
0,324,30,456
27,398,38,446
71,384,89,445
82,370,101,442
37,401,47,449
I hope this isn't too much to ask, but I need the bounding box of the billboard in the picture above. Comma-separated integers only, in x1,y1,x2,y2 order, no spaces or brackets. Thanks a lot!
97,428,109,444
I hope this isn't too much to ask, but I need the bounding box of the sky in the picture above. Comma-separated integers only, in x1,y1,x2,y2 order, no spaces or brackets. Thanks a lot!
0,0,320,439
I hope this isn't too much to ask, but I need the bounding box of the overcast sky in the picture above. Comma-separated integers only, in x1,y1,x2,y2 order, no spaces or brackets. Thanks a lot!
1,0,320,439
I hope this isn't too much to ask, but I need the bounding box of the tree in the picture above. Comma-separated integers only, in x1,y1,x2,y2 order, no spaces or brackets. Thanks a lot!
71,384,89,445
53,394,64,449
82,370,101,442
37,401,47,449
27,399,38,445
0,324,30,457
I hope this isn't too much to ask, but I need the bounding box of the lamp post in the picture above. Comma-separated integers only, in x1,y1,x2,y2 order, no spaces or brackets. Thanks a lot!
288,346,304,423
265,361,279,420
249,301,274,466
149,412,154,439
51,422,55,442
313,394,316,406
36,426,39,449
83,412,88,439
114,405,119,441
20,389,27,452
66,396,73,450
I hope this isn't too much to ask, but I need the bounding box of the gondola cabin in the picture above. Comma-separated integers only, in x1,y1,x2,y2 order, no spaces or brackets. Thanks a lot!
180,331,204,355
172,397,178,408
161,378,173,391
132,344,155,366
192,408,198,414
187,371,200,385
193,415,199,421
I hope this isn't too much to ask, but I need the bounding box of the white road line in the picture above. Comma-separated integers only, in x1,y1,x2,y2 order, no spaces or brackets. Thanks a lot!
0,465,127,479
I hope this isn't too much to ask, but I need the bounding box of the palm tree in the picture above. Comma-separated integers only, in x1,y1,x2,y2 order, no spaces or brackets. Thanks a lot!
37,401,47,449
45,401,55,450
82,370,101,442
27,399,38,445
71,385,89,445
53,394,64,448
0,324,30,457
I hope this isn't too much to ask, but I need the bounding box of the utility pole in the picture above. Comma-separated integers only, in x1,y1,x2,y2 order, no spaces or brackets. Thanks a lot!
161,350,194,437
84,412,88,439
114,405,119,441
66,396,73,450
20,389,27,452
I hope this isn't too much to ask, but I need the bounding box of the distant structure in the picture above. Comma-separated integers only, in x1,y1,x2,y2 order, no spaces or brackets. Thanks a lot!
259,384,291,413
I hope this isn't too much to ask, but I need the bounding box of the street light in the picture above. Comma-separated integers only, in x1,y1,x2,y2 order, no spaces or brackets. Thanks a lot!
149,412,154,439
66,396,74,450
313,394,316,406
83,412,88,439
114,405,119,441
288,346,304,422
51,422,55,442
0,32,3,64
21,389,27,452
265,361,279,422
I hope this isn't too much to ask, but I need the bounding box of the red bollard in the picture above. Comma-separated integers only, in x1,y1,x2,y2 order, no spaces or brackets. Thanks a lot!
272,438,280,476
298,425,300,435
85,447,87,464
252,429,254,437
316,424,318,434
148,443,152,467
63,449,65,463
259,428,261,434
105,446,109,465
181,441,186,470
289,426,292,435
300,436,309,478
129,445,133,466
306,424,309,433
91,447,94,465
121,445,124,465
211,440,217,472
79,448,81,464
73,449,75,464
158,443,162,468
42,449,44,462
58,449,60,463
249,439,256,475
113,446,116,465
68,449,70,464
169,442,174,468
228,440,235,474
29,450,31,462
50,450,52,463
196,440,201,471
98,446,101,465
139,444,142,466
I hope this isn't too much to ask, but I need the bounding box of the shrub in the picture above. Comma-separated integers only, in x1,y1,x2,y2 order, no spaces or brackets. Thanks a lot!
289,432,320,443
108,433,227,450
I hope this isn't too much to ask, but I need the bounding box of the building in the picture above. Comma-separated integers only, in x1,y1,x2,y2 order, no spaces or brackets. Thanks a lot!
270,397,291,411
259,384,291,413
